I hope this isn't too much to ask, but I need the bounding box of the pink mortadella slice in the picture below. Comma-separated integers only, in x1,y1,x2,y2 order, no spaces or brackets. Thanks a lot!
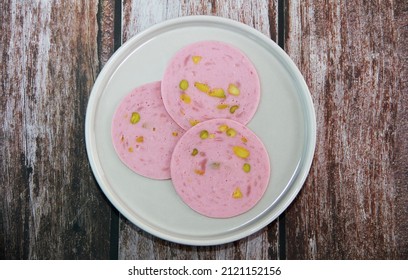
161,41,261,130
111,81,185,179
170,119,270,218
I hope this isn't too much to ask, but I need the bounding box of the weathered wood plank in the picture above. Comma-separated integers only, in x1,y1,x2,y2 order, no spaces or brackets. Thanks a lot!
122,0,275,42
284,0,408,259
118,0,279,260
119,218,278,259
393,0,408,259
0,0,113,259
98,0,117,67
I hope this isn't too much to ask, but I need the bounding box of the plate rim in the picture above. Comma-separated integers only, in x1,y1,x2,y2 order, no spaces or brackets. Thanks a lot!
85,15,316,246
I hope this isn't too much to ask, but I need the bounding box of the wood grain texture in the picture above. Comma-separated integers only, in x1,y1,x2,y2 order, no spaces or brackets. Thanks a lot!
0,0,113,259
2,0,406,260
118,0,280,260
284,0,408,259
122,0,275,42
393,0,408,259
119,218,279,260
98,0,117,67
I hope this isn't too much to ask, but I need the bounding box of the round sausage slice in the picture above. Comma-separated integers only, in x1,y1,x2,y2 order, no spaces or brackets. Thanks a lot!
170,119,270,218
111,81,185,179
161,41,261,130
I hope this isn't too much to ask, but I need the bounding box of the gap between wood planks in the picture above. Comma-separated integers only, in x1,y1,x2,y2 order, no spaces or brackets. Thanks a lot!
107,0,122,261
277,0,286,261
105,0,288,259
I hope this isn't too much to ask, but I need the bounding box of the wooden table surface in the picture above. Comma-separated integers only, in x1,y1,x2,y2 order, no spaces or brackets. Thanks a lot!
1,0,407,260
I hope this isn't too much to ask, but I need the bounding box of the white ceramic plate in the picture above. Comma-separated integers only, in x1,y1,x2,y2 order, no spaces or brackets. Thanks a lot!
85,16,316,246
